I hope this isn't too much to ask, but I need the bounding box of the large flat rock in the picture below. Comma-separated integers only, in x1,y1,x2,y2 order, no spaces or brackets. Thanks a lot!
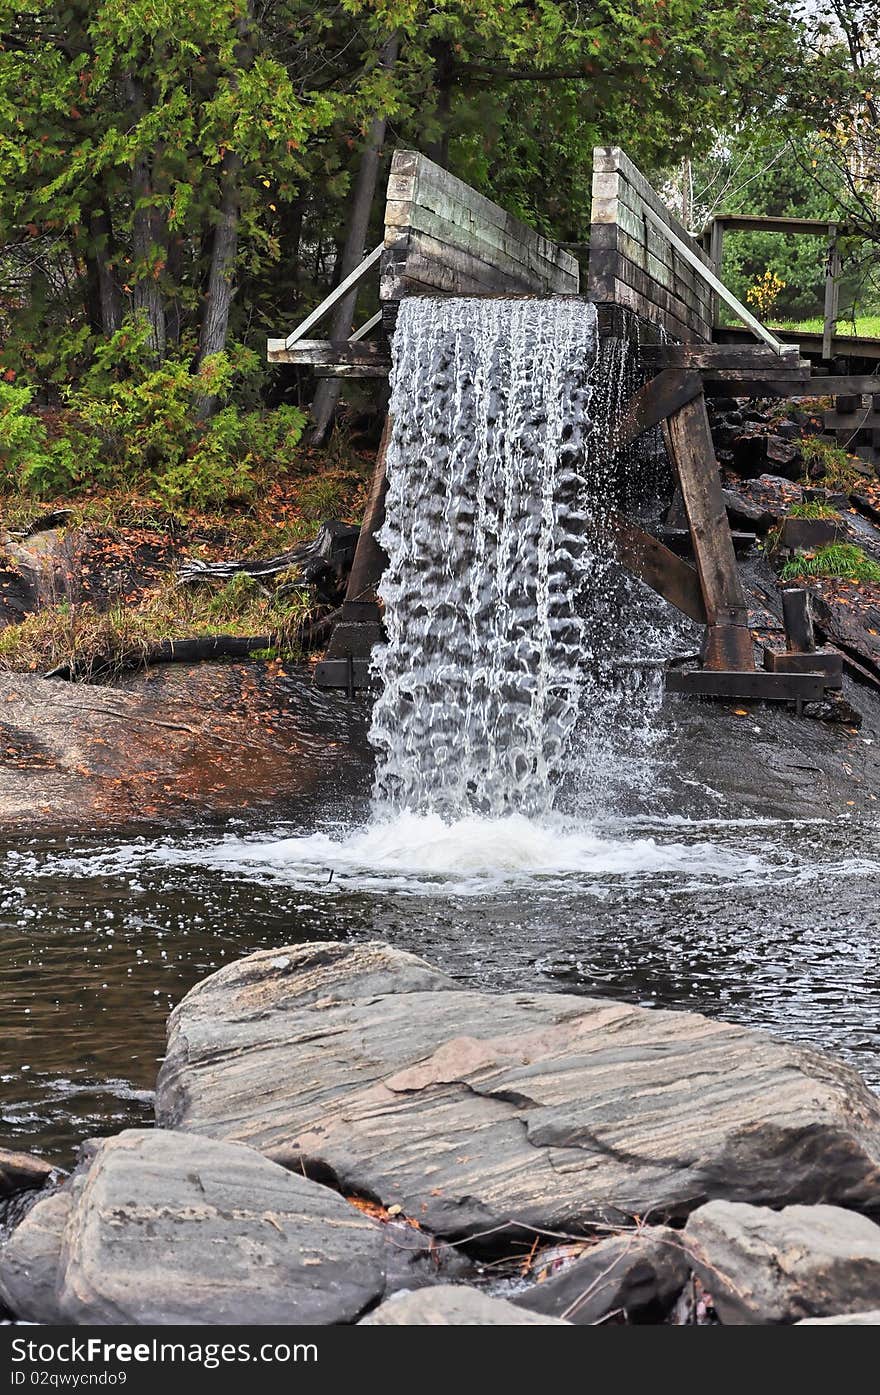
0,1129,386,1325
156,942,880,1239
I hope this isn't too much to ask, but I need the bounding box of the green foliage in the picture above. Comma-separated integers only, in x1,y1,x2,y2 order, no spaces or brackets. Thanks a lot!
0,317,306,506
800,434,865,491
779,542,880,584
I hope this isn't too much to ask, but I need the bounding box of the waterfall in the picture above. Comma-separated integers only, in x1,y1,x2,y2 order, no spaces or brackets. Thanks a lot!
370,296,597,819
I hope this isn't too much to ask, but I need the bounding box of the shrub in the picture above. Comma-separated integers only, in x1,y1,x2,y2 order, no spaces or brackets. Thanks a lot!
2,317,307,507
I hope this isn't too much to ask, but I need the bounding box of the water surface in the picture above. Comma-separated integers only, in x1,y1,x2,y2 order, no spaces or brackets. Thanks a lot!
3,801,879,1163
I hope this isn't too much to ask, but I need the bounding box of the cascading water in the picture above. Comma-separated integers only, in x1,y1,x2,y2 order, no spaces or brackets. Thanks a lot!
369,295,674,821
370,296,596,819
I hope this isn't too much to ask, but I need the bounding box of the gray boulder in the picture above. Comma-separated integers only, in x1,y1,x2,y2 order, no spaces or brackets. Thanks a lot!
684,1200,880,1325
157,941,880,1238
360,1285,568,1325
1,1129,386,1325
797,1311,880,1325
515,1228,688,1324
0,1189,72,1324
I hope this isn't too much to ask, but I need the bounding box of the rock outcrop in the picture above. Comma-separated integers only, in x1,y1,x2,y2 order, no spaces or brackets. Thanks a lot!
156,941,880,1239
0,1129,385,1325
684,1200,880,1325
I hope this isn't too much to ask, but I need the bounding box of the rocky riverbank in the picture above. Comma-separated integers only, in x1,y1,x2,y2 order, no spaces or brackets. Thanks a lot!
3,941,880,1326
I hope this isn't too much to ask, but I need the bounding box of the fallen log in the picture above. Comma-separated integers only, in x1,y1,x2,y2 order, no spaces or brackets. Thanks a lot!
44,611,340,682
178,520,360,606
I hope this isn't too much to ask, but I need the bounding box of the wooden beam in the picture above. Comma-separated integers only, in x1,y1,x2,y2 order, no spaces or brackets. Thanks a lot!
609,515,707,624
641,344,803,371
614,370,703,451
704,214,845,236
282,243,383,349
703,374,880,398
343,414,393,605
663,393,755,671
666,669,830,701
267,339,390,375
822,226,841,361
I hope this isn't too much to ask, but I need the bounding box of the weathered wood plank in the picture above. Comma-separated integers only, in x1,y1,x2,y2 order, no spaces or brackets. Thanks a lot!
382,149,578,300
591,254,712,341
614,370,703,450
702,374,880,397
593,147,712,266
610,515,707,624
824,410,880,430
641,344,802,371
664,394,755,670
267,339,390,369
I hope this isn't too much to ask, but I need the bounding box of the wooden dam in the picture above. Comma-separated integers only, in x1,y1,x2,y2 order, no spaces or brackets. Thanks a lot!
269,146,880,705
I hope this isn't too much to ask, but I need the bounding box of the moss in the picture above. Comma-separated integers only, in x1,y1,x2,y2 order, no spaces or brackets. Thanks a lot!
0,570,314,675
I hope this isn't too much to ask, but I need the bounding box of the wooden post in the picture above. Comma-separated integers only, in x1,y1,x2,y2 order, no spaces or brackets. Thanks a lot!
822,224,841,362
781,587,815,653
708,218,725,330
663,393,755,671
343,414,392,607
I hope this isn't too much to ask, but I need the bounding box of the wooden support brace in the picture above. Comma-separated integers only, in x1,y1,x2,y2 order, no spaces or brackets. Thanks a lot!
609,515,707,624
342,414,393,607
614,370,703,452
663,393,755,671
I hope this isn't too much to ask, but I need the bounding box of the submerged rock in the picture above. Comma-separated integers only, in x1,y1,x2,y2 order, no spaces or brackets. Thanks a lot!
157,941,880,1239
360,1285,568,1325
0,1129,385,1325
514,1228,688,1324
684,1200,880,1325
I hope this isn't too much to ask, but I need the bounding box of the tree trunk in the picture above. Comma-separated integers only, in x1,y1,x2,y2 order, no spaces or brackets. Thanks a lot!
424,38,455,168
309,33,399,446
194,3,255,417
125,75,167,359
88,207,122,335
193,147,242,415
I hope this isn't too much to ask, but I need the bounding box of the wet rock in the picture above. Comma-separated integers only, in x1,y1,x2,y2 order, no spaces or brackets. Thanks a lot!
732,432,801,481
360,1285,569,1325
514,1228,688,1324
157,941,880,1240
726,473,803,519
0,663,369,834
797,1311,880,1325
0,1129,386,1325
0,1148,54,1196
684,1201,880,1325
0,1189,72,1324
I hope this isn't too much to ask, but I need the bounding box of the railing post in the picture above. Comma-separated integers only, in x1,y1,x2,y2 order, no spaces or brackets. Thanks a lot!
708,217,725,330
822,223,840,362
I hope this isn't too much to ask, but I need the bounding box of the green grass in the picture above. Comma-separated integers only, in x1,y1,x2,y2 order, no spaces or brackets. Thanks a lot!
779,542,880,584
0,572,314,675
770,314,880,339
787,500,842,520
